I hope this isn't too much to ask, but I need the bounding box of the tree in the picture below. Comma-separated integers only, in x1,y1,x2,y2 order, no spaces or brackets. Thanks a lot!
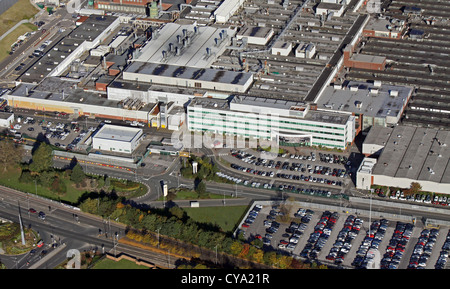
195,180,207,198
70,163,86,184
29,142,53,173
0,139,24,171
406,182,422,196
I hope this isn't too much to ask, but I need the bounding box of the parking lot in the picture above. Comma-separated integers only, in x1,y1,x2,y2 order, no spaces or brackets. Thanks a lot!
215,148,354,199
239,202,450,269
8,113,95,151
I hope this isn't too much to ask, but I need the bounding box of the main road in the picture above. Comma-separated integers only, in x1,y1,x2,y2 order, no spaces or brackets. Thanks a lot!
0,185,177,269
2,145,450,269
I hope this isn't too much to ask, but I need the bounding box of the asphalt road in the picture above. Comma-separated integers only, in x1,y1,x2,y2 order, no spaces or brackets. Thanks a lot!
0,6,74,82
2,141,450,269
0,185,179,269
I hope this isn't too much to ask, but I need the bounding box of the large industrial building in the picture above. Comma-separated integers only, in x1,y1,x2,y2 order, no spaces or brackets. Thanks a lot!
92,124,143,153
316,81,413,134
357,125,450,194
19,15,121,83
187,96,356,150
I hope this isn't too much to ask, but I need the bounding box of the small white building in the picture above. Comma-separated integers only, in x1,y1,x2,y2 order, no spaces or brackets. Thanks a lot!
0,112,14,128
271,41,292,56
295,42,316,58
236,26,274,46
92,124,143,154
315,2,344,17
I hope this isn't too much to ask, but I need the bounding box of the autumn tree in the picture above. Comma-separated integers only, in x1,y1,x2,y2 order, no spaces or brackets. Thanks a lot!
0,139,24,171
29,142,53,173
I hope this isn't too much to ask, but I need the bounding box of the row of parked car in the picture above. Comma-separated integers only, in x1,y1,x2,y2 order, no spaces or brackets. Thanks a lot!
300,211,338,259
352,219,390,268
327,215,363,265
380,222,414,269
215,171,335,200
408,228,439,269
230,150,348,179
387,190,450,207
241,204,263,229
277,208,313,252
435,230,450,269
229,162,344,189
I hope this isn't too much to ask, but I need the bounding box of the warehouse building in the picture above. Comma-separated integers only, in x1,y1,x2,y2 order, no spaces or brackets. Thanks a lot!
134,23,236,68
0,112,14,128
18,15,120,83
5,79,157,123
357,125,450,194
236,26,274,46
316,80,413,134
362,18,405,39
213,0,245,23
92,124,143,153
122,62,254,93
187,96,356,150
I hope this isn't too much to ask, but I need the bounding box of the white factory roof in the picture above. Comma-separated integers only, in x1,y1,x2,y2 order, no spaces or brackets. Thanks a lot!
124,61,253,87
135,23,235,68
316,81,413,118
93,124,142,143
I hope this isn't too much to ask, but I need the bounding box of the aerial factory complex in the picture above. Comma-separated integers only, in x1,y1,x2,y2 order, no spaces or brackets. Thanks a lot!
0,0,450,270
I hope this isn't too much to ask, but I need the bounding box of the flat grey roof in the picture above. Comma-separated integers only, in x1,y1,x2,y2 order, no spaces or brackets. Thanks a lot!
0,111,13,119
124,61,252,86
190,95,351,125
316,81,413,118
237,26,273,38
363,125,393,147
232,95,305,108
93,124,142,143
189,97,229,110
9,82,155,112
372,125,450,184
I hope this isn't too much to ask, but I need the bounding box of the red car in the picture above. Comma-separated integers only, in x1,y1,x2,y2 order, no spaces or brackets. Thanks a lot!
37,240,44,248
29,208,36,214
242,223,249,228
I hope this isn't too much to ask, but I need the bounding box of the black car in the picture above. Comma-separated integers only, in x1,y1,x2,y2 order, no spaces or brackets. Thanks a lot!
38,211,46,220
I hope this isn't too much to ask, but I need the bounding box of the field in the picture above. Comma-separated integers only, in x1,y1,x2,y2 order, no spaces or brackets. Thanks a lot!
0,0,39,36
0,166,147,205
183,205,248,233
0,23,36,62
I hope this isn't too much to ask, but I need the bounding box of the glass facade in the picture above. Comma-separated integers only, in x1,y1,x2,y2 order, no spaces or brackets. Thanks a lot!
187,107,350,149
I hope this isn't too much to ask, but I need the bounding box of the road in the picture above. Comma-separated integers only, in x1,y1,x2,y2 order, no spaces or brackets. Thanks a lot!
0,185,178,269
2,139,450,269
0,3,77,82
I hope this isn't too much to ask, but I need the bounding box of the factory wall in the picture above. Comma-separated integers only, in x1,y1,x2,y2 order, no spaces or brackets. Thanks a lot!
372,174,450,195
6,95,150,122
122,71,253,93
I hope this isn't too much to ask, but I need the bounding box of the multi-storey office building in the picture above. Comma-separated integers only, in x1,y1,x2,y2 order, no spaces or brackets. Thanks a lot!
187,96,356,150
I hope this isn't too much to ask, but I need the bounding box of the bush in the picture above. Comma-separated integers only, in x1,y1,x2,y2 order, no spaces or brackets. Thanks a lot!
19,170,34,183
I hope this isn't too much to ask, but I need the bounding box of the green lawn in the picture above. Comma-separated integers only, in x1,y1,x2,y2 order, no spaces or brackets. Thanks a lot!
92,258,151,269
158,189,236,201
0,166,147,205
0,166,82,203
0,0,39,36
183,205,248,233
0,23,36,62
